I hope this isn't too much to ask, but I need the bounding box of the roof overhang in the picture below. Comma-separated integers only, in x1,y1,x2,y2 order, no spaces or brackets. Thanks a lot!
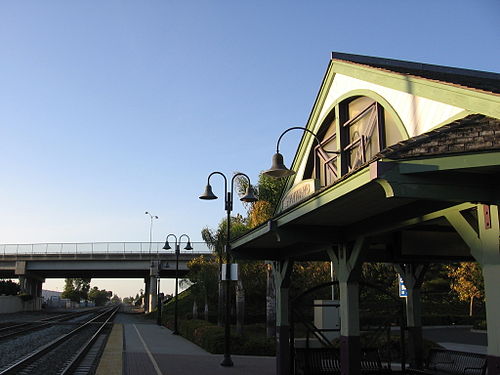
231,151,500,262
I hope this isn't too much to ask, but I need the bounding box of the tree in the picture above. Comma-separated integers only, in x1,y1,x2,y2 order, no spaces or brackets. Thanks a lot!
238,260,268,334
265,264,276,338
197,173,284,333
111,294,121,304
248,200,273,228
235,172,286,335
186,255,219,320
61,278,90,303
201,214,249,327
123,296,134,304
62,279,78,302
74,278,91,301
291,261,332,296
88,287,112,306
445,262,484,316
0,279,20,295
235,172,286,228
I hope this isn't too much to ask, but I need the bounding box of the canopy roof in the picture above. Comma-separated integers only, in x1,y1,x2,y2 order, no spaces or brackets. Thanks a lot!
231,55,500,264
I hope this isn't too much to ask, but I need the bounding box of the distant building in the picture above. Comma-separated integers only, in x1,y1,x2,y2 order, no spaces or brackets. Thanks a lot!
42,289,62,302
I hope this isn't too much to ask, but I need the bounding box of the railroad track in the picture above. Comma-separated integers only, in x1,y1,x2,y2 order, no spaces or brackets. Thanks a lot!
0,306,119,375
0,309,102,340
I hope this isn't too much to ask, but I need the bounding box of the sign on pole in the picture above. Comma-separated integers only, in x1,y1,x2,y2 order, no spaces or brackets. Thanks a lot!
221,263,238,281
398,275,407,298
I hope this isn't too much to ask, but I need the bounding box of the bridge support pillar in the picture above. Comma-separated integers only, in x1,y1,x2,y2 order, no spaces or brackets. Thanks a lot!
144,277,150,312
273,259,293,375
149,276,158,313
328,238,365,375
16,263,44,312
148,262,159,313
395,264,427,369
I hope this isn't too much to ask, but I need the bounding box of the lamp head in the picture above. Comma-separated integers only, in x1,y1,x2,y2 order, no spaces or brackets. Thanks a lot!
263,152,295,178
240,185,258,203
184,241,193,250
199,184,217,200
162,240,172,250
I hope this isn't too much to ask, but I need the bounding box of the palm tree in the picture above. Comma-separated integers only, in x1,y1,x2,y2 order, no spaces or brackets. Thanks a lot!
202,225,226,326
202,216,249,329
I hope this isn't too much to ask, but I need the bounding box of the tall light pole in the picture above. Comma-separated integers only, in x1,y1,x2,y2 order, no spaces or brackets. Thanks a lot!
199,171,257,367
145,211,159,253
163,234,193,335
145,211,159,321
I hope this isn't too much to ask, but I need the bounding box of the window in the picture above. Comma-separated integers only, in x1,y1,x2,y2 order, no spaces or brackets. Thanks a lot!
314,117,339,186
342,97,381,172
304,96,404,187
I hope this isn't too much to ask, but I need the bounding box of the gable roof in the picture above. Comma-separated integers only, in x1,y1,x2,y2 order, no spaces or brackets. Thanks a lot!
379,114,500,159
331,52,500,95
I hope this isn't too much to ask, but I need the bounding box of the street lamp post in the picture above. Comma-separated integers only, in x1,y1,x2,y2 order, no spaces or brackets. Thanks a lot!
145,211,159,253
263,126,338,179
199,172,257,367
145,211,160,321
156,260,162,326
163,234,193,335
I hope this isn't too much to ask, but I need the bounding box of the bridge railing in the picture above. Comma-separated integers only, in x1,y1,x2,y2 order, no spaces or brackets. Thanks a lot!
0,242,212,256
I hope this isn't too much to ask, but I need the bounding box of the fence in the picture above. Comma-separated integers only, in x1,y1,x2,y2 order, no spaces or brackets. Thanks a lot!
0,242,212,256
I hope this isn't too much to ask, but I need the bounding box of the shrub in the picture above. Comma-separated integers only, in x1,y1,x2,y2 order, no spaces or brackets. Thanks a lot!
172,318,275,356
0,280,20,295
421,314,475,326
19,293,33,301
473,320,487,330
236,335,276,356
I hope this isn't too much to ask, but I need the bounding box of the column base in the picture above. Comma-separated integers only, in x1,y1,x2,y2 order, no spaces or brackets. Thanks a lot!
220,355,234,367
488,355,500,375
407,326,424,368
340,335,361,375
276,325,290,375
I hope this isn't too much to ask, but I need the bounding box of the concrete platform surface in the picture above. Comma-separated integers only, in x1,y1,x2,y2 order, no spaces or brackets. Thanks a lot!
96,324,123,375
104,313,275,375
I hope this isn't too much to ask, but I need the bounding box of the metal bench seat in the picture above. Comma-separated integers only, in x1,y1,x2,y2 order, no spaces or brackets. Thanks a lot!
407,348,486,375
294,347,391,374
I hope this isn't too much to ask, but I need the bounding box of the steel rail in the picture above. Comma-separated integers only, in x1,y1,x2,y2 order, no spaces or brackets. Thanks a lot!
0,306,119,375
0,309,104,340
59,306,119,375
0,311,71,330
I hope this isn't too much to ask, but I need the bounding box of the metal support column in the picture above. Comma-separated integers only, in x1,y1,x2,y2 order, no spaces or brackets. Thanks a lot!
396,264,427,369
328,238,365,375
273,259,293,375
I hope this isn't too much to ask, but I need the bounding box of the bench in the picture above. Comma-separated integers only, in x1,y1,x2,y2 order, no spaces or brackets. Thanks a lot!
294,347,391,374
407,348,486,375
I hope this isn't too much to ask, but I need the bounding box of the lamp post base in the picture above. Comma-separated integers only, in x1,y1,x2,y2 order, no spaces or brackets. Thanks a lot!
220,355,234,367
156,302,161,326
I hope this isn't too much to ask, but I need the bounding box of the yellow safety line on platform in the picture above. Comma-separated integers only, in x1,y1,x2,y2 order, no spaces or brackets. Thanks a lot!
133,324,163,375
96,323,123,375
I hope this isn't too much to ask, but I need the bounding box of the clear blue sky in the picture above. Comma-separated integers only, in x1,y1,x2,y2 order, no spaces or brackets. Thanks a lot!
1,1,498,297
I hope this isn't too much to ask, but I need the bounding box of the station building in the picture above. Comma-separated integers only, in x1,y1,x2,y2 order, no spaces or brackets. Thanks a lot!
231,53,500,374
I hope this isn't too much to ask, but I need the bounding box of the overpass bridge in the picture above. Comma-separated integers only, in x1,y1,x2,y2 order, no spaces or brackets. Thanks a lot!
0,242,212,312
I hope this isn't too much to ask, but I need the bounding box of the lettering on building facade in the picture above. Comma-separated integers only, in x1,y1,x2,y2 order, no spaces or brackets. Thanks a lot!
280,179,319,211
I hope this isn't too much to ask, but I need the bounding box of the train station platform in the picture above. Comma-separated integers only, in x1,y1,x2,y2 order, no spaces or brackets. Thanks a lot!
97,312,275,375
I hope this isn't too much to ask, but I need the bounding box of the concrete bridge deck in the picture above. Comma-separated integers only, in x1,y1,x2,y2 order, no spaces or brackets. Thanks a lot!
0,242,213,312
0,241,212,278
